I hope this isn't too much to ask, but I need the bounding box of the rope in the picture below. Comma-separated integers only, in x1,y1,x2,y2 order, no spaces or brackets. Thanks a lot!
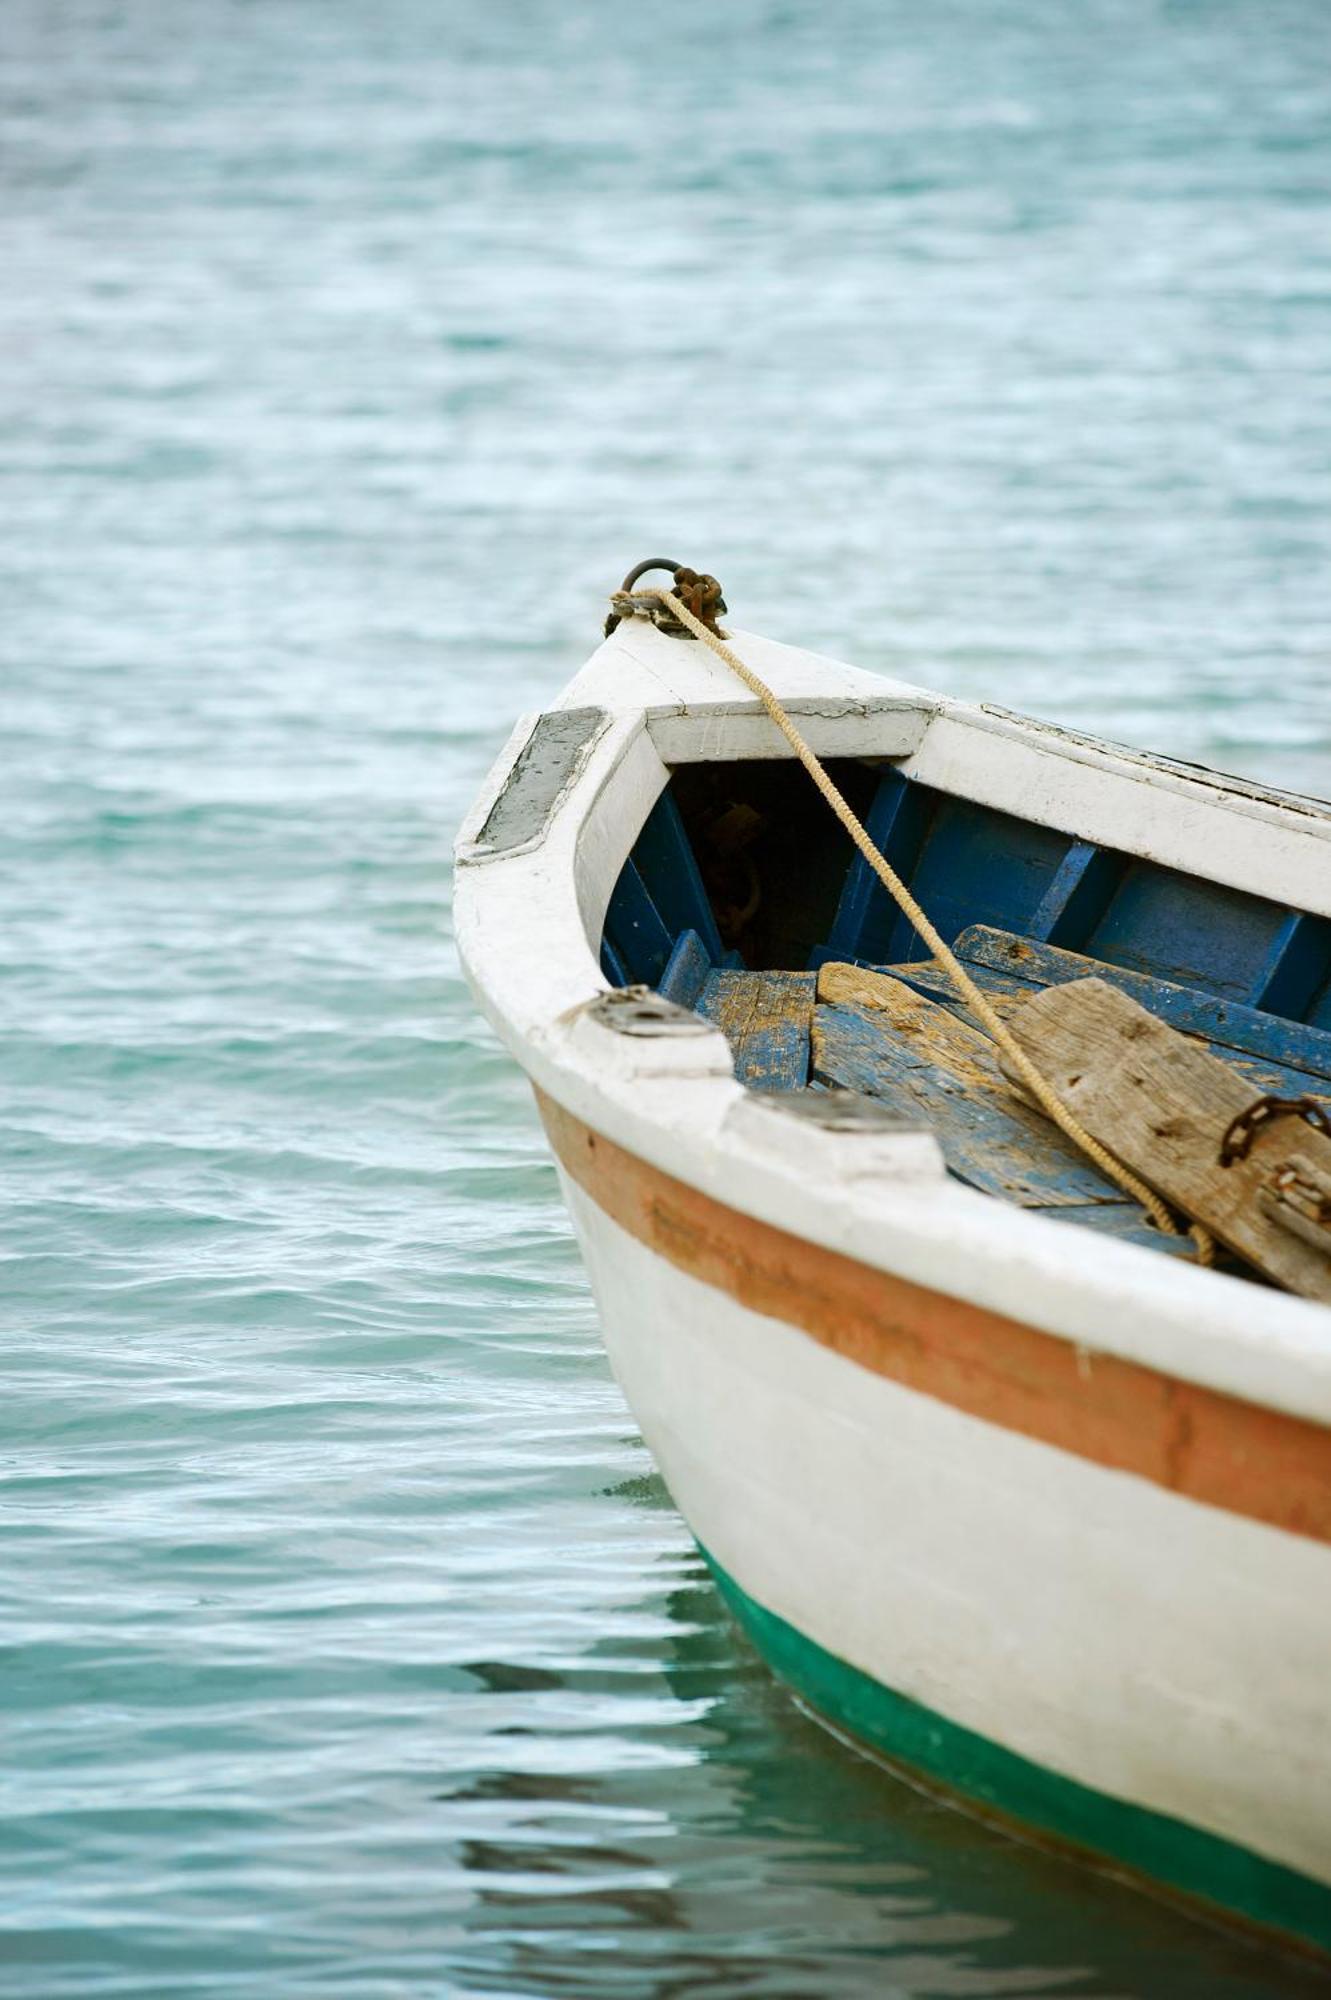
649,586,1216,1265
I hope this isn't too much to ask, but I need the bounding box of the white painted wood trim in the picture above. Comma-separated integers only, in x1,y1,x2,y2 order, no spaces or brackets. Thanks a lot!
908,705,1331,918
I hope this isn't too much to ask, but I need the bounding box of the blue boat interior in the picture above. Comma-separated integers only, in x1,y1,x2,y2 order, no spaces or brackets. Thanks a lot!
599,758,1331,1268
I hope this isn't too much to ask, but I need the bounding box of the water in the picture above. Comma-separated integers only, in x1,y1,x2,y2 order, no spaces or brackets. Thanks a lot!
3,1,1330,1992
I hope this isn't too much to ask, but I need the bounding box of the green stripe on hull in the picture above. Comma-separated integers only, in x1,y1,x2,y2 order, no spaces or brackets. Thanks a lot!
702,1547,1331,1960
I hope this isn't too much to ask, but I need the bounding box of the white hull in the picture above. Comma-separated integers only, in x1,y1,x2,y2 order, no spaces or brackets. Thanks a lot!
562,1172,1331,1890
455,611,1331,1951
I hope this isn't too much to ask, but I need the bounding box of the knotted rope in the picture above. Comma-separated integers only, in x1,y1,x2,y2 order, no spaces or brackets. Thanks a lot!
642,583,1215,1266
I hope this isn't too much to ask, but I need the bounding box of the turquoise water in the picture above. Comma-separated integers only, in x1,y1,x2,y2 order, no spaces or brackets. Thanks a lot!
4,1,1330,1992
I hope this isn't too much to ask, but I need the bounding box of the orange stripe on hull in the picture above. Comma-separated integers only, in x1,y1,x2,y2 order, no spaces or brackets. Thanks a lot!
537,1090,1331,1545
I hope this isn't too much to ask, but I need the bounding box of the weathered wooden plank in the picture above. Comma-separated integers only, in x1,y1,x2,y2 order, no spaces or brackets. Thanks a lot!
657,927,711,1009
813,964,1123,1209
696,970,815,1092
857,957,1040,1018
859,955,1324,1104
957,926,1331,1082
1006,978,1331,1300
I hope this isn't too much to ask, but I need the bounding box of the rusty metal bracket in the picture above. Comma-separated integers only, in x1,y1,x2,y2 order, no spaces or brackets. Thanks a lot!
604,560,727,641
1259,1152,1331,1256
1218,1092,1331,1167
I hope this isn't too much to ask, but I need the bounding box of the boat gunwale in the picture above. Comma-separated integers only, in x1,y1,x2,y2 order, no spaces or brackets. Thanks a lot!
453,622,1331,1429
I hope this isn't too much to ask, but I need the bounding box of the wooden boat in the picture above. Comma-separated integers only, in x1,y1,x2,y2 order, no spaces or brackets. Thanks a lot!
454,597,1331,1958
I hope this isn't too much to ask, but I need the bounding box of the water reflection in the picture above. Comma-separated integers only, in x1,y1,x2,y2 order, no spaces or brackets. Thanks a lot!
446,1481,1324,1998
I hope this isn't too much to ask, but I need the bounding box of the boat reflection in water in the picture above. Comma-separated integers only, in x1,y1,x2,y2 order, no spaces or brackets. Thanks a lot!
443,1477,1327,1998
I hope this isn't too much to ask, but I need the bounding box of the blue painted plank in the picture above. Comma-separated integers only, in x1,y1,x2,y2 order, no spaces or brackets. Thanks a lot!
602,858,674,987
696,970,815,1091
811,996,1124,1208
820,777,1319,1022
874,796,1075,967
1247,911,1331,1021
1028,840,1125,948
955,926,1331,1081
1078,860,1293,1002
657,928,711,1008
1039,1203,1197,1260
1312,976,1331,1035
600,936,630,987
632,790,726,962
824,770,932,964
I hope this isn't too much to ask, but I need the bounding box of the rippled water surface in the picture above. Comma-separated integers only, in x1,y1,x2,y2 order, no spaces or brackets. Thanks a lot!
4,1,1331,1993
